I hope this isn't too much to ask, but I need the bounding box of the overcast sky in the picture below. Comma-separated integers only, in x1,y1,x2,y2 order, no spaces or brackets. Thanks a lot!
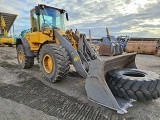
0,0,160,38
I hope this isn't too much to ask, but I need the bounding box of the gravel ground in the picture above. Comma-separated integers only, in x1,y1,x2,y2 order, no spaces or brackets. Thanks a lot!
0,46,160,120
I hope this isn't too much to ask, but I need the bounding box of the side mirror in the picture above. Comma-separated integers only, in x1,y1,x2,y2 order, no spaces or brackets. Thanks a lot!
35,6,40,15
66,13,69,21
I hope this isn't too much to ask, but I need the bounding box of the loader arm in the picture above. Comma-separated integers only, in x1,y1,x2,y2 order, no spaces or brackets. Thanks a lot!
54,29,99,76
54,30,88,78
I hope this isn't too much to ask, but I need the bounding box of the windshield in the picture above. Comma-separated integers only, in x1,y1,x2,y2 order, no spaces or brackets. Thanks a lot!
39,7,65,31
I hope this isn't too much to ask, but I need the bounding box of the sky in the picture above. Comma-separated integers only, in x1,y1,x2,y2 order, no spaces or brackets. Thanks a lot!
0,0,160,38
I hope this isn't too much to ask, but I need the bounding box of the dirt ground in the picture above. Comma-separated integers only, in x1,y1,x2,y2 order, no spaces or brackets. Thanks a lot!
0,46,160,120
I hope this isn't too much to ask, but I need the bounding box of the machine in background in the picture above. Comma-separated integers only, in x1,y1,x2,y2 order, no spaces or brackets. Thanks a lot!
0,12,17,47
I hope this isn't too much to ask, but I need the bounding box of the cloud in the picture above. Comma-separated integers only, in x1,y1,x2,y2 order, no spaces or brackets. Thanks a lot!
0,0,160,38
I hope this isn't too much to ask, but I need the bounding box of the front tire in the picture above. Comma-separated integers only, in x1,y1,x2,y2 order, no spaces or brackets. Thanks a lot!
39,44,70,82
17,44,34,68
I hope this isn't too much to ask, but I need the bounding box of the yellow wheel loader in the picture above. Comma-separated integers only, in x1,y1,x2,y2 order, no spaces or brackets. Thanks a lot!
0,12,17,47
16,4,160,114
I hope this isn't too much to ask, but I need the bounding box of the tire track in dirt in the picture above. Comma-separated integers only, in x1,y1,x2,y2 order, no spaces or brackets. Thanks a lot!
0,61,124,120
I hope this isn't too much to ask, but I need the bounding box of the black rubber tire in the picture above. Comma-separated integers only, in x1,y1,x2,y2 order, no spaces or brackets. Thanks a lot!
39,44,70,82
107,68,160,101
17,44,34,69
8,44,13,47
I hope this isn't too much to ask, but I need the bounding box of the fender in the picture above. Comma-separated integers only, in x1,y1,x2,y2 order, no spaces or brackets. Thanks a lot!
16,37,34,57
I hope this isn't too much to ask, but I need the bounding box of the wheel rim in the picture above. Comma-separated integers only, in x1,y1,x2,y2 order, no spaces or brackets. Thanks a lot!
18,51,23,63
43,54,53,73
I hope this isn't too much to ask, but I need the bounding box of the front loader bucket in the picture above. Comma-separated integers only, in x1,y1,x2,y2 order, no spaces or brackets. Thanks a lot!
85,52,136,114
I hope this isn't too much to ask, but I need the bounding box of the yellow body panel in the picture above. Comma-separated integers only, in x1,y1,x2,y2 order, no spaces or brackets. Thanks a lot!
0,37,14,44
65,29,78,49
24,29,74,52
24,29,79,52
30,32,52,43
25,32,53,51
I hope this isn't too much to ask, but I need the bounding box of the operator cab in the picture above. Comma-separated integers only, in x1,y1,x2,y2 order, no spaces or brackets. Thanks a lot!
30,4,69,32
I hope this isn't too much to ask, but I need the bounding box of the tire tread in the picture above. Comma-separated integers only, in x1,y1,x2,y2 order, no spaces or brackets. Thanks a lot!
107,69,160,101
39,44,70,82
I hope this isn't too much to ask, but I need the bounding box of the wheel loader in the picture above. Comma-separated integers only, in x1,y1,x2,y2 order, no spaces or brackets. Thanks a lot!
0,12,17,47
16,4,160,114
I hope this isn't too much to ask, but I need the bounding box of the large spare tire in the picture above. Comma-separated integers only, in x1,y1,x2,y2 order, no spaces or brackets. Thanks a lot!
107,68,160,101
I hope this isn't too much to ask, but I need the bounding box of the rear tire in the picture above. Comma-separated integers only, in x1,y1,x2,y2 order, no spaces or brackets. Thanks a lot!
107,68,160,101
39,44,70,82
8,44,13,47
17,44,34,69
